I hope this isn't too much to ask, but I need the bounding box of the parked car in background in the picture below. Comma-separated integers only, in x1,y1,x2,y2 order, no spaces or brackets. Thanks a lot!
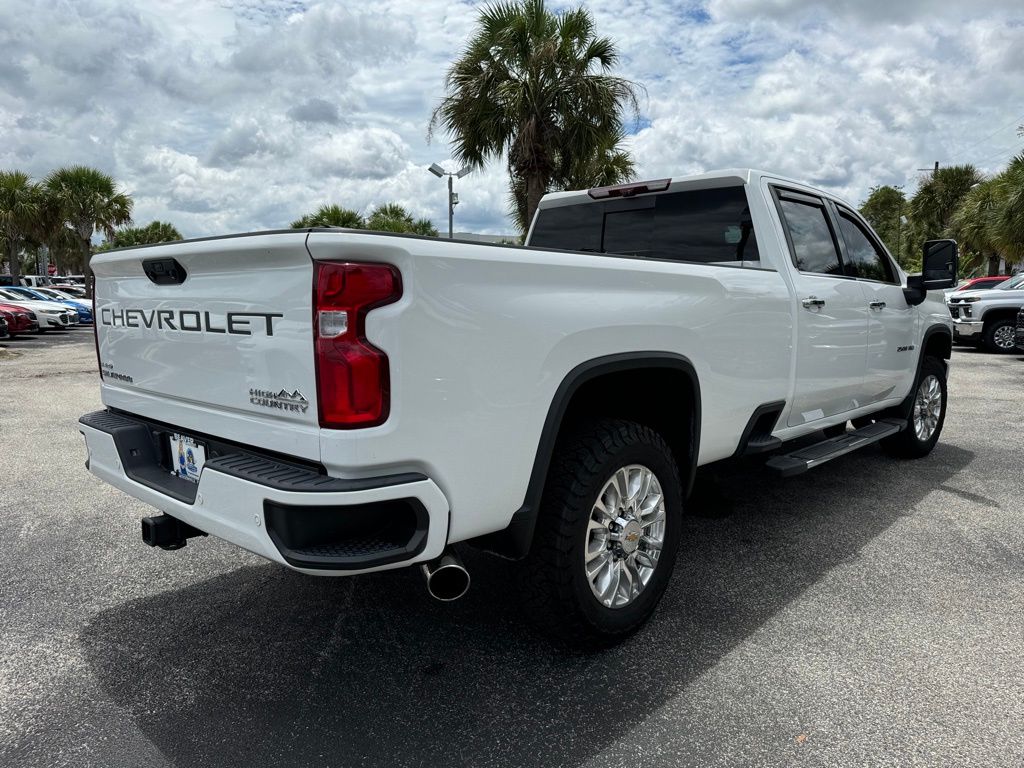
0,302,39,336
2,286,93,324
1016,306,1024,353
957,276,1011,292
48,284,88,299
947,272,1024,353
18,275,61,288
0,289,76,329
30,287,94,316
944,275,1010,302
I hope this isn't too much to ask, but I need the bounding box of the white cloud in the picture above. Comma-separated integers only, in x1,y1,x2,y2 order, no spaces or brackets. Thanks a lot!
0,0,1021,238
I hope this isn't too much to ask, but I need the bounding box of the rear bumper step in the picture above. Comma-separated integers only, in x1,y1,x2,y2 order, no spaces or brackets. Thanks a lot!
766,418,905,477
79,409,451,574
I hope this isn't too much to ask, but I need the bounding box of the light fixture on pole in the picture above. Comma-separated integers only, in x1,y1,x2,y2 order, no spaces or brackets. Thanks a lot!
428,162,471,239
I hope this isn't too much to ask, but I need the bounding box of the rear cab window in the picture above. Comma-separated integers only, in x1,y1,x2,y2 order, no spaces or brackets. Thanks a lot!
529,185,761,267
775,195,842,276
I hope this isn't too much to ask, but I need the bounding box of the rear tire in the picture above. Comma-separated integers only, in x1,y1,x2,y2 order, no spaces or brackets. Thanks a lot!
983,318,1017,354
517,418,683,647
882,356,947,459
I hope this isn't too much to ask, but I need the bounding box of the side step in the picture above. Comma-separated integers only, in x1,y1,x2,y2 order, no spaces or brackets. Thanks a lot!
765,418,905,478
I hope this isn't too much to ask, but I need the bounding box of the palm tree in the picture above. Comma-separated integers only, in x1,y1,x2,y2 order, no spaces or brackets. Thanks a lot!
45,166,133,287
365,203,439,236
949,179,1002,276
99,221,183,250
290,204,364,229
991,153,1024,267
0,170,40,281
430,0,640,231
509,128,636,232
31,189,80,275
909,165,982,238
904,165,982,271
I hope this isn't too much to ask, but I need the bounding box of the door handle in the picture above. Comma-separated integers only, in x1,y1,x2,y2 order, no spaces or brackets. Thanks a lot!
801,296,825,309
869,301,886,310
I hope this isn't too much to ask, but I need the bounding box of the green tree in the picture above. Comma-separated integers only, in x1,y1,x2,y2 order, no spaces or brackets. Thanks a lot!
31,189,80,275
949,178,1002,276
45,166,133,286
904,165,982,271
365,203,438,236
858,185,907,265
290,204,364,229
430,0,640,232
0,170,40,281
99,221,183,251
990,153,1024,267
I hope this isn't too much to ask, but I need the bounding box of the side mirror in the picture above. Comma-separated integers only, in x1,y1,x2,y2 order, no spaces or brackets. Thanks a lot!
904,239,958,305
921,239,958,289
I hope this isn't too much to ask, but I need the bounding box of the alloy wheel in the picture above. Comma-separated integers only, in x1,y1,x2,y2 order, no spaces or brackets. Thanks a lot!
585,464,666,609
913,374,943,442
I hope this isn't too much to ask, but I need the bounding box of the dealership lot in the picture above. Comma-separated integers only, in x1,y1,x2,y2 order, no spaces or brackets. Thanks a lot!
1,332,1022,767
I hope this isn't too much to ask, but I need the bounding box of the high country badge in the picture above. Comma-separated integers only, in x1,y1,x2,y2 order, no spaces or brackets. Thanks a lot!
249,388,309,413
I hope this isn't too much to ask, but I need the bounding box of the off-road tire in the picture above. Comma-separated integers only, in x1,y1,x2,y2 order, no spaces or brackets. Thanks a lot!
517,418,683,647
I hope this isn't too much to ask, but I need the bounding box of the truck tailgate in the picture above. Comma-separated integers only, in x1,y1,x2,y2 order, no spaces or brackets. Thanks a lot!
92,232,321,461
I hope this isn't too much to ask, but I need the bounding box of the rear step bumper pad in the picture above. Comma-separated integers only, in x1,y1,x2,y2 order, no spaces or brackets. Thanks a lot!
765,418,905,477
79,409,450,575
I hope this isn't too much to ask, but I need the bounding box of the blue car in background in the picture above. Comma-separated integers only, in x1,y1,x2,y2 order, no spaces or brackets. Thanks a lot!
5,286,93,324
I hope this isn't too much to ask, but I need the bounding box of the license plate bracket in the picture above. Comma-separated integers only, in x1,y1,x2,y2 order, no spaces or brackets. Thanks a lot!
169,433,207,483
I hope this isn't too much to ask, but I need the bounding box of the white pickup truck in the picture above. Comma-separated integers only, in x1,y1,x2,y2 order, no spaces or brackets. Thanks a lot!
80,169,957,646
946,272,1024,353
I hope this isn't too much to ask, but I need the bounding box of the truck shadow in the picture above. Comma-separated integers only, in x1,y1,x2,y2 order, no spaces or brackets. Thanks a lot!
80,444,973,768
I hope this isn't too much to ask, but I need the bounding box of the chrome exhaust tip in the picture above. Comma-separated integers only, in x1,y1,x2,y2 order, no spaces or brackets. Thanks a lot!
421,550,470,601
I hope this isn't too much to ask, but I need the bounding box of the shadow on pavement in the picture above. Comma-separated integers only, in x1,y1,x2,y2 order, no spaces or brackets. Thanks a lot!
80,443,974,768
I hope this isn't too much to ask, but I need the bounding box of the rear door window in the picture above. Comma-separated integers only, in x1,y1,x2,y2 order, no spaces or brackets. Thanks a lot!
777,198,842,276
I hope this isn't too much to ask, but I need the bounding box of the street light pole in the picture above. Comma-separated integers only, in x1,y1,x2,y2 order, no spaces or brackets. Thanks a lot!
429,162,471,240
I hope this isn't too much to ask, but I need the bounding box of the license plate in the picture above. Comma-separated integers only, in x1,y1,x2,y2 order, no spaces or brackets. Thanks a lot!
169,433,206,483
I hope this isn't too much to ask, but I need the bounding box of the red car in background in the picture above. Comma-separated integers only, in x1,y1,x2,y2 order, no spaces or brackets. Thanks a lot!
0,302,40,337
957,275,1012,291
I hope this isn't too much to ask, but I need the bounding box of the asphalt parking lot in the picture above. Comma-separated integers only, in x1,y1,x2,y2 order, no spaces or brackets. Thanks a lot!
1,331,1022,767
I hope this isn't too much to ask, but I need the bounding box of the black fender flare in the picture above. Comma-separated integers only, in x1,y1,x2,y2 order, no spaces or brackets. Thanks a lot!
894,325,952,419
475,352,701,559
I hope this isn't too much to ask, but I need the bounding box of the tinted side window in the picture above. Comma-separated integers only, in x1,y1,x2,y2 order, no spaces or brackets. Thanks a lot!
651,187,759,264
837,212,895,282
778,199,841,276
529,203,602,253
529,186,759,265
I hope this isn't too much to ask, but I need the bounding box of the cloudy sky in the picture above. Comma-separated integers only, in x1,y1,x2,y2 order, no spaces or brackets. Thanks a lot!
1,0,1022,238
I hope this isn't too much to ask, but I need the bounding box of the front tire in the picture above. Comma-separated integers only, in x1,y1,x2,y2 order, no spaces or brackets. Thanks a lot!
983,318,1017,354
517,419,683,647
883,356,947,458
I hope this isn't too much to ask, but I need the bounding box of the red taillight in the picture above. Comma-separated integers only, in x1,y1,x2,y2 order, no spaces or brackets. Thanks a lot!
314,261,402,428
